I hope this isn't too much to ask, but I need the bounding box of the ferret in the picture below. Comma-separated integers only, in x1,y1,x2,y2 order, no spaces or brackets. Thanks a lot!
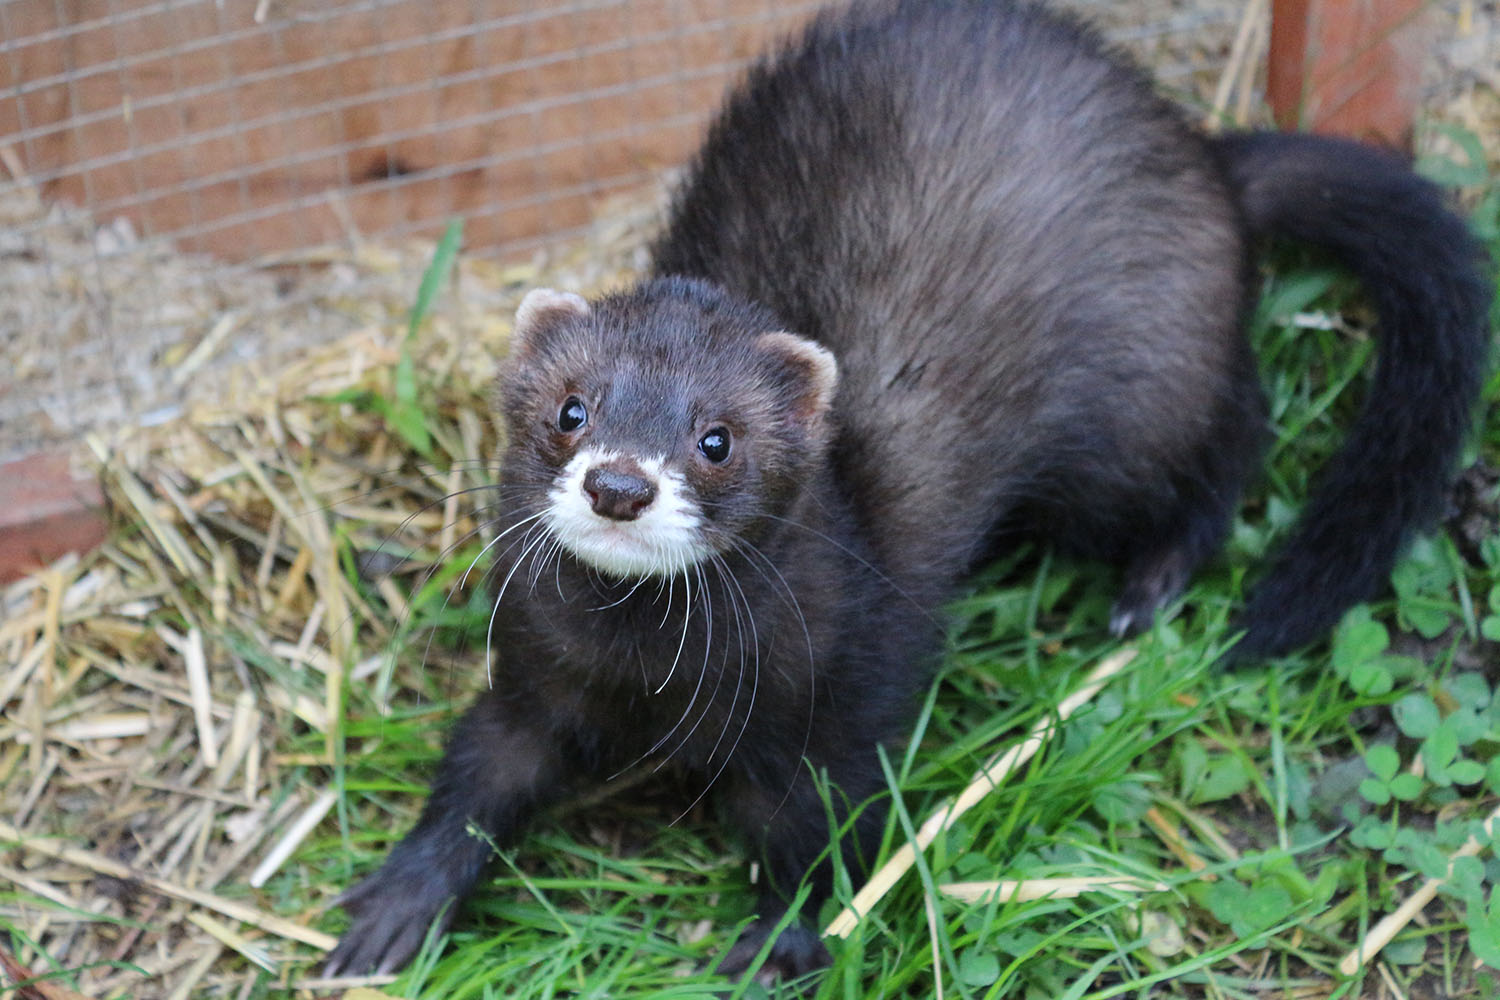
323,0,1491,982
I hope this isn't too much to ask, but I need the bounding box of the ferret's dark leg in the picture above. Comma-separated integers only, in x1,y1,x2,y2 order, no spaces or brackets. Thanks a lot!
1111,370,1266,638
1110,482,1248,637
323,691,566,976
715,752,886,983
1110,537,1206,637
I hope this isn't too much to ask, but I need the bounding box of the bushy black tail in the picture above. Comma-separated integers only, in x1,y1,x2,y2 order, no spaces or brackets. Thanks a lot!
1214,131,1492,658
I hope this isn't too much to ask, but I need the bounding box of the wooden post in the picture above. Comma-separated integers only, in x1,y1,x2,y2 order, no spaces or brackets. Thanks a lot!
1268,0,1429,149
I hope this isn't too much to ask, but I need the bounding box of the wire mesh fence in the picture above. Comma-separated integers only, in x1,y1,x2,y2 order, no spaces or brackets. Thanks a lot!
3,1,1246,258
0,0,1270,464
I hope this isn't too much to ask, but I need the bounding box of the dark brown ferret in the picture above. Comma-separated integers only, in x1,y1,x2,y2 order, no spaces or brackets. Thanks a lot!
324,0,1491,982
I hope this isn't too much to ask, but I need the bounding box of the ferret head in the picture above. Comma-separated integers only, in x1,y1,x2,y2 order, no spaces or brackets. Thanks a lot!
497,277,839,580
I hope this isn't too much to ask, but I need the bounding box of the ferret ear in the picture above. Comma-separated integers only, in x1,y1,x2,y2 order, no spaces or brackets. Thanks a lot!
756,331,839,422
511,288,590,359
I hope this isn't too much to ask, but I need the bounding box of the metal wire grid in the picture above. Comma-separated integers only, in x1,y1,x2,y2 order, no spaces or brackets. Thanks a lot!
2,1,819,256
0,0,1244,463
1,1,1248,257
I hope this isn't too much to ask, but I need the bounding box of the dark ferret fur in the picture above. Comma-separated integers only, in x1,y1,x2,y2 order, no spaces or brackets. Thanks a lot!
324,0,1491,982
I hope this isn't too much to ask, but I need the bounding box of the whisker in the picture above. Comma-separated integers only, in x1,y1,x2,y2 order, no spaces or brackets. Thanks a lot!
293,466,509,520
727,537,819,818
660,573,676,630
403,508,543,690
460,509,547,589
334,489,529,651
657,554,739,771
612,562,719,778
588,573,652,611
696,502,936,625
485,523,554,686
671,551,760,823
654,567,696,694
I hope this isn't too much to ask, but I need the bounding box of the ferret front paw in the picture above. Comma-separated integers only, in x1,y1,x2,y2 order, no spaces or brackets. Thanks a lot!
716,918,831,986
1111,550,1191,638
321,866,457,977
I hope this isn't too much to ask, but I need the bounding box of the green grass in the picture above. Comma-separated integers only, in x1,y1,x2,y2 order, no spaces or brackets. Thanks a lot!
4,135,1492,1000
298,148,1500,999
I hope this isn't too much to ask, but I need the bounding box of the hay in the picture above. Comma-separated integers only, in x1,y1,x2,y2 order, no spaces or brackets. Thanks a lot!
0,185,657,998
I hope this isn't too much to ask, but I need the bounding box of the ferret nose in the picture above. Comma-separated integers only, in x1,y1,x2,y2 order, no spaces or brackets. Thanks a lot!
582,465,657,521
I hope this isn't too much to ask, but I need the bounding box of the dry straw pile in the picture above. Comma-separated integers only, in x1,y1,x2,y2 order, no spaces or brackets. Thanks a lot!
0,185,656,998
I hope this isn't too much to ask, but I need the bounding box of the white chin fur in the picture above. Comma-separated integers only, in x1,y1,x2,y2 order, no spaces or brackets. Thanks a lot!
543,451,711,578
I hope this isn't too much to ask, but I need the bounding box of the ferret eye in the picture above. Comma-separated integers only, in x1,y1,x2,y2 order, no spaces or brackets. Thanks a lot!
557,396,588,432
698,427,731,463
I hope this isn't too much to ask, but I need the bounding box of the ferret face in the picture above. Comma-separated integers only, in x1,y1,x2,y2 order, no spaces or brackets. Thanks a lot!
496,280,838,580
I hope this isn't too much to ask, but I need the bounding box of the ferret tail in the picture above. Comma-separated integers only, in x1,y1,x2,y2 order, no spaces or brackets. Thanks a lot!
1214,131,1491,658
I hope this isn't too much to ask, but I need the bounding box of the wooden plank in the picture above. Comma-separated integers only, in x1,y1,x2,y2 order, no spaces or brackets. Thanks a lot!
0,449,108,584
1268,0,1429,148
0,0,814,260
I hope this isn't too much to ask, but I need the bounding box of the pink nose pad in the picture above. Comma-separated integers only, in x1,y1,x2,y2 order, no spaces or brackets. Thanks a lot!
582,465,657,521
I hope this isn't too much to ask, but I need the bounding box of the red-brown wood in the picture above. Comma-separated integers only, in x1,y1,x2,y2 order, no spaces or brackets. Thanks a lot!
0,0,815,261
1268,0,1428,148
0,450,108,583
